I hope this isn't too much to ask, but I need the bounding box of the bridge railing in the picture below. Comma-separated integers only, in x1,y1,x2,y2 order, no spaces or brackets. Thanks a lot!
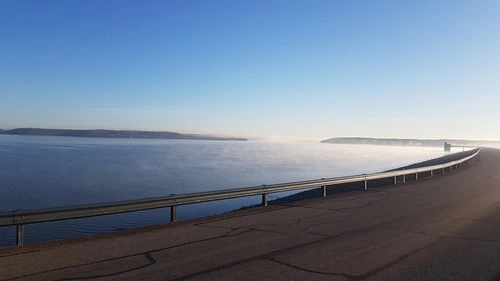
0,148,482,246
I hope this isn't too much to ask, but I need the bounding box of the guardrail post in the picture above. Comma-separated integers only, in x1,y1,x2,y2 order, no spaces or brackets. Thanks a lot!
322,186,327,197
262,194,268,206
170,206,176,222
16,225,24,246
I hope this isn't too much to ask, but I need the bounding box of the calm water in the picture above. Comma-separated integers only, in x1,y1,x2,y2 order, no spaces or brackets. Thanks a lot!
0,135,451,246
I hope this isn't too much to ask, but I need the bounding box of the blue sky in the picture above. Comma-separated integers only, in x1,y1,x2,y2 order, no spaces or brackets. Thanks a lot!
1,0,499,140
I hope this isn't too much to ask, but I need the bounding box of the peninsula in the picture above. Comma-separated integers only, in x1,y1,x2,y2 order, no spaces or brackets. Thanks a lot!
0,128,248,141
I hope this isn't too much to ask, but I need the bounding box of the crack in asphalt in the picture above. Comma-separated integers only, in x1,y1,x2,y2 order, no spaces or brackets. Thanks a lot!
266,257,354,279
52,253,157,281
0,250,41,258
195,211,331,236
332,196,393,212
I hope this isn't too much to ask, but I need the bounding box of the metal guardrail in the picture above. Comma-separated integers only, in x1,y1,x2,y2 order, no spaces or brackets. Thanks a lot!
0,148,482,246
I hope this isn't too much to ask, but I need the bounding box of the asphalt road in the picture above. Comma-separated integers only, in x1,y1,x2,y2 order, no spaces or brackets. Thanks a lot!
1,148,500,281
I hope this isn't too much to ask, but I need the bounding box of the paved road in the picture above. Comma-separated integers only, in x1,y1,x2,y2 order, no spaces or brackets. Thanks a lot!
2,148,500,281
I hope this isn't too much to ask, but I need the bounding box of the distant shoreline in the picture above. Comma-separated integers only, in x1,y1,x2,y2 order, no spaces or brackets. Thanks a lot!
0,128,248,141
321,137,497,147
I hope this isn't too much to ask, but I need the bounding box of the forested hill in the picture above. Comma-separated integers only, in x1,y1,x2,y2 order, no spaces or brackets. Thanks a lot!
0,128,248,141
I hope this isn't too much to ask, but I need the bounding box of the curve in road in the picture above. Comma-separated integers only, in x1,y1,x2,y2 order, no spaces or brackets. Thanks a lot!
1,148,500,281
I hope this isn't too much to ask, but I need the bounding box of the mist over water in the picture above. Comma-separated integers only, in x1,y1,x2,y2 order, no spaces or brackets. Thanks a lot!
0,135,455,246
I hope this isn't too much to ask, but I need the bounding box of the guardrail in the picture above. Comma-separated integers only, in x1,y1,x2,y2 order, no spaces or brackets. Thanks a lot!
0,148,482,246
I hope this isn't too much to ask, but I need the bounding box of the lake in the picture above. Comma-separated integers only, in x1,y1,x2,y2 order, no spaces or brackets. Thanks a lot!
0,135,451,246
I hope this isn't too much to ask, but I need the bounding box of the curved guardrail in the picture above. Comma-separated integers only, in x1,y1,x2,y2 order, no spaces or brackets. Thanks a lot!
0,148,482,246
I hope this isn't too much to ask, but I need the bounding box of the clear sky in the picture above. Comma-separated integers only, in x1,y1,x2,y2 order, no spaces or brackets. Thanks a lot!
1,0,499,141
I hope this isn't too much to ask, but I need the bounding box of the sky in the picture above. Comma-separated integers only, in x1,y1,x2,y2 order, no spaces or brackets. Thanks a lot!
1,0,500,141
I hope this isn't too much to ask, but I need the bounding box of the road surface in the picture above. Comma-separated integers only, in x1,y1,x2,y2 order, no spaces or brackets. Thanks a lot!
1,148,500,281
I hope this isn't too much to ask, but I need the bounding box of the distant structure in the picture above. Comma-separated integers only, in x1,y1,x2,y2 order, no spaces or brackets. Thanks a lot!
444,142,452,152
444,142,476,152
